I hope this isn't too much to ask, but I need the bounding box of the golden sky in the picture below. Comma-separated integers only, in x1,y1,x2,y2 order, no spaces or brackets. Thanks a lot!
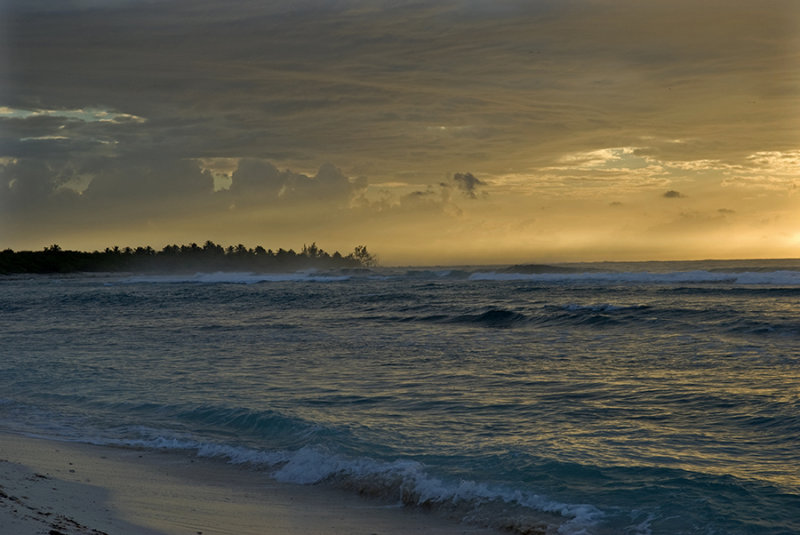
1,0,799,264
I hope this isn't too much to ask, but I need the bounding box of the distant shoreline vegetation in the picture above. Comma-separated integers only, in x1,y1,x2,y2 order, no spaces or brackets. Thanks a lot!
0,242,377,275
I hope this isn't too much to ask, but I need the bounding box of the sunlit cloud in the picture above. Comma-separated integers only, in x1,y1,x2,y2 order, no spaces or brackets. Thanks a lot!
19,135,70,141
196,158,238,191
556,147,644,169
0,106,146,124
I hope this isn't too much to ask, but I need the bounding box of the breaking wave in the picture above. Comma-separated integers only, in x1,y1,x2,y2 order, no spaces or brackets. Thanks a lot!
90,431,603,534
110,267,800,288
469,269,800,285
116,271,352,284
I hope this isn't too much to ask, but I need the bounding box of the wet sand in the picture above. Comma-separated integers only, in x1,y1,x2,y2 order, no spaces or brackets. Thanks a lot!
0,432,501,535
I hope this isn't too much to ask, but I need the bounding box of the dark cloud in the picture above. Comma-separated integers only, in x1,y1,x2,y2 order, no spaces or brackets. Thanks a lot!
229,159,285,196
403,187,442,204
1,156,214,226
285,162,367,202
5,0,795,175
228,160,366,203
663,190,685,199
451,172,486,199
2,156,368,219
396,184,461,216
0,158,81,212
2,0,797,258
83,158,214,203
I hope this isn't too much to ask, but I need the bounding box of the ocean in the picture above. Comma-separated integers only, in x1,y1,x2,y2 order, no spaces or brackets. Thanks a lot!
2,259,799,534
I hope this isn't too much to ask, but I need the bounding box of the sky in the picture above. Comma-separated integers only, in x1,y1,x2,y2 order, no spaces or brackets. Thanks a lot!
1,0,799,265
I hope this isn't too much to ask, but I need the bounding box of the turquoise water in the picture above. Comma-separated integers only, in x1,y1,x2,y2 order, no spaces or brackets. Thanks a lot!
2,261,799,534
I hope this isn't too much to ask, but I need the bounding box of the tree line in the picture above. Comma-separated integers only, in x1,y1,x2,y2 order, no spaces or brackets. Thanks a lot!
0,241,377,274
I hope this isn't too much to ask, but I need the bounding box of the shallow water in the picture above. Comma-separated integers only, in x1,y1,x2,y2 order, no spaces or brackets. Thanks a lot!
2,260,799,534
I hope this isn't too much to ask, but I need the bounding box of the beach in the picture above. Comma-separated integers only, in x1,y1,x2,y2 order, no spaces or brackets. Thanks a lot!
2,269,799,533
0,432,500,535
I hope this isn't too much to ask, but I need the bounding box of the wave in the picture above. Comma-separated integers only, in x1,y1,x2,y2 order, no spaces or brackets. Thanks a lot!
545,302,798,336
12,400,600,533
115,271,352,284
395,308,528,328
400,269,473,280
84,426,800,535
397,304,649,329
82,403,339,453
451,308,528,328
470,270,800,285
723,318,800,337
560,303,648,313
98,267,800,287
88,431,603,534
388,301,800,337
6,392,798,534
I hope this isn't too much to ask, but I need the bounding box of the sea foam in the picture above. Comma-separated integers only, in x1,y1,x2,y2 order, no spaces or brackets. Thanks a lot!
469,269,800,285
89,432,603,534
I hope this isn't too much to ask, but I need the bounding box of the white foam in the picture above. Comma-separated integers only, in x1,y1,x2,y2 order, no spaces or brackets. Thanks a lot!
268,445,604,532
106,268,800,286
469,270,800,285
89,433,293,467
732,270,800,285
88,435,603,533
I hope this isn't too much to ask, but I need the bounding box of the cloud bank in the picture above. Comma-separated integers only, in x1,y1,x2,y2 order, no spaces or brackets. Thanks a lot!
2,0,798,262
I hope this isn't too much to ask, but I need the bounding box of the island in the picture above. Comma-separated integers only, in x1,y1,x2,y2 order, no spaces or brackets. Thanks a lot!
0,241,377,274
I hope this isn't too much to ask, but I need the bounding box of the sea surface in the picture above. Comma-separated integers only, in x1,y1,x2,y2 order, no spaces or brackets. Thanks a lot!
2,259,799,534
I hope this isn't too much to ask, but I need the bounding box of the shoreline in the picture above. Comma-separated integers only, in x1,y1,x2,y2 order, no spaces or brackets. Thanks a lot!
0,432,501,535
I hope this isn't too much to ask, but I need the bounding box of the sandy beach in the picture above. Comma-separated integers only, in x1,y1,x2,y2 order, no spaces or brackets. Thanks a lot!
0,432,501,535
